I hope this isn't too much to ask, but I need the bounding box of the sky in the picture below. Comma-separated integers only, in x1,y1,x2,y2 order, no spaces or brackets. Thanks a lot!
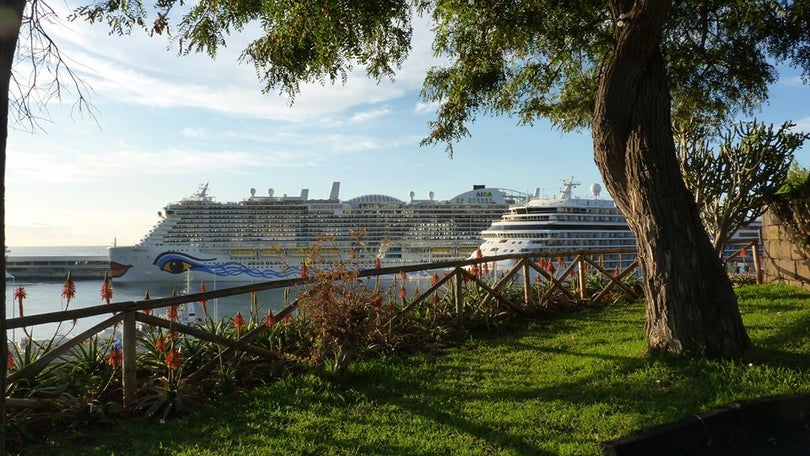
5,5,810,247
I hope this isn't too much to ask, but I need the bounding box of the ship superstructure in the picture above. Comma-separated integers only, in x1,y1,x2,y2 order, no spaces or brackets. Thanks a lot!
108,182,528,283
473,178,637,270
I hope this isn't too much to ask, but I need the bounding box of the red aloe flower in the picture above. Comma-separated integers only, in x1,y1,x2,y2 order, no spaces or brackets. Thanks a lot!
740,248,748,258
613,268,620,277
482,263,489,276
14,287,26,318
374,258,381,269
167,329,179,341
370,292,382,311
7,350,14,370
264,313,277,327
198,280,209,318
165,349,181,369
166,305,179,322
556,256,564,267
233,312,246,331
431,273,440,287
282,313,293,323
398,285,406,300
155,335,166,352
476,249,482,259
141,290,153,315
107,348,122,367
61,272,76,305
432,293,440,304
300,263,309,279
100,272,113,304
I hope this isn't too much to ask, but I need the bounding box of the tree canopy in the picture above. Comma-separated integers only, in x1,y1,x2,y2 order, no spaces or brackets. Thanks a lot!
73,1,810,148
676,119,809,254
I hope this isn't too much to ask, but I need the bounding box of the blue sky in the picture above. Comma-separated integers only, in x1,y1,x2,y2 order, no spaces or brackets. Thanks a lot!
5,6,810,247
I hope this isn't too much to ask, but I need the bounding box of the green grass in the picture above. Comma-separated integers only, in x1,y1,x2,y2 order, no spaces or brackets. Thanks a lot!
26,284,810,455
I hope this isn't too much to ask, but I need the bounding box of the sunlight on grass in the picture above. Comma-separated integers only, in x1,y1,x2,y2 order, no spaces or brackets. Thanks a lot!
30,284,810,456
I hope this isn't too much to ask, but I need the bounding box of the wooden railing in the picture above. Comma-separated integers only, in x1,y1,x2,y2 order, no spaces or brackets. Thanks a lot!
5,243,761,407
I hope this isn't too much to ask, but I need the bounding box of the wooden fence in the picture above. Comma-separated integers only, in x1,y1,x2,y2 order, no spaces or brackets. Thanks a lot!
5,243,761,408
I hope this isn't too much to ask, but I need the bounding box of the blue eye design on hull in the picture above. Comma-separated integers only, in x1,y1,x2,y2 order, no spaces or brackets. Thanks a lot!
152,251,300,279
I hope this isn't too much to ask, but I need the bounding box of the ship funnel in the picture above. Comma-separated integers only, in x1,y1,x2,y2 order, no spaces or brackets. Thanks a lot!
300,189,309,200
268,188,274,197
409,191,415,202
250,188,256,197
533,187,541,198
429,191,434,201
329,181,340,200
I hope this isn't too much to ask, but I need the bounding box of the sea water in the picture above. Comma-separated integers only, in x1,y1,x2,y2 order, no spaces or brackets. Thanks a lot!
4,246,292,343
4,246,436,344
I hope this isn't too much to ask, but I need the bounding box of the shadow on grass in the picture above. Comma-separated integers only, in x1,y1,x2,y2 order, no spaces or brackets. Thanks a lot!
25,286,810,455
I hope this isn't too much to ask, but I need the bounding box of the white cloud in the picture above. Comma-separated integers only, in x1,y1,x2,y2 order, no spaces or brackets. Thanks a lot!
794,116,810,133
25,4,446,122
348,108,392,124
182,127,208,138
414,101,440,114
5,137,327,186
31,4,441,124
779,74,806,87
326,134,383,152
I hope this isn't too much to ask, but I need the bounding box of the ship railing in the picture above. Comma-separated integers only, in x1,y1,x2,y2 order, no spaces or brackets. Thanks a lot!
4,243,761,409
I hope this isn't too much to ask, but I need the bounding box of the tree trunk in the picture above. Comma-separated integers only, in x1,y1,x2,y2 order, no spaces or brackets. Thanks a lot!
0,0,26,451
592,1,751,357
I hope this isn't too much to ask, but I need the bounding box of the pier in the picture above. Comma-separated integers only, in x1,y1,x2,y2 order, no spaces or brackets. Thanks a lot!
5,255,110,280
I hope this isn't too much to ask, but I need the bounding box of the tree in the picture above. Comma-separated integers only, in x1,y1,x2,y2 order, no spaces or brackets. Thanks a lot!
0,1,25,448
69,1,810,357
676,120,809,254
1,1,91,450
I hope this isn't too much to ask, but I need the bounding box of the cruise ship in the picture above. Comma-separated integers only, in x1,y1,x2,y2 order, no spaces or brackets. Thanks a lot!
108,182,529,283
473,178,637,270
473,177,762,274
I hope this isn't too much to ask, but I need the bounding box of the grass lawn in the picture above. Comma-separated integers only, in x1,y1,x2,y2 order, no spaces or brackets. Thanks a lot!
26,284,810,455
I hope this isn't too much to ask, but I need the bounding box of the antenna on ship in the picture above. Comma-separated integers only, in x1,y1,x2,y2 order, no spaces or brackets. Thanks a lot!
560,177,580,199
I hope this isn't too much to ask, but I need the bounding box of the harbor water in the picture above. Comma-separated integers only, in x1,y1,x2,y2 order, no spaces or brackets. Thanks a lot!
4,246,293,343
4,246,428,344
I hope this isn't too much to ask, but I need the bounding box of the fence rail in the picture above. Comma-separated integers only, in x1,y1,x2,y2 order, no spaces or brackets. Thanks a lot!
5,242,761,407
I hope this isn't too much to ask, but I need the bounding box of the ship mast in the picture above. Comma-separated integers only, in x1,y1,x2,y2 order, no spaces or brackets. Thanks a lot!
559,177,580,200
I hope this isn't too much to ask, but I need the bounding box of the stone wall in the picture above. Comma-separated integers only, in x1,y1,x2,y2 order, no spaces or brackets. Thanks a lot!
761,198,810,290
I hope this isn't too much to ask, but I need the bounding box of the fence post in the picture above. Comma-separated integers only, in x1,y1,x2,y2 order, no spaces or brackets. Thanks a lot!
122,310,137,408
578,258,587,300
751,240,763,284
523,259,531,307
455,270,463,323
